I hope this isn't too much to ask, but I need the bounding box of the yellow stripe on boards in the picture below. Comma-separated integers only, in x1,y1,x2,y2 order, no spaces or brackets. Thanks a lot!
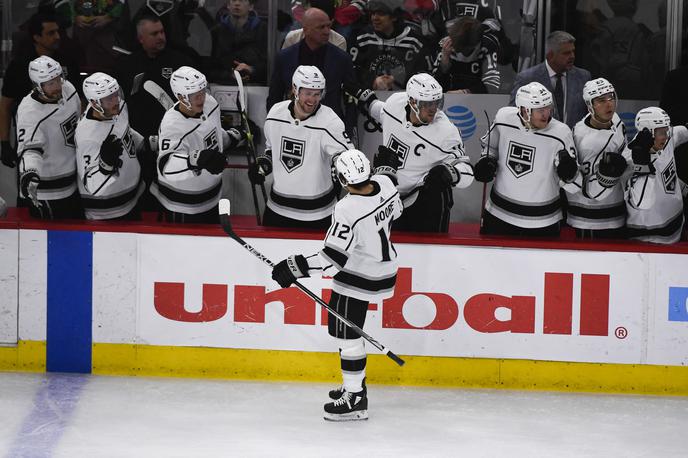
0,341,46,372
92,343,688,396
2,341,686,396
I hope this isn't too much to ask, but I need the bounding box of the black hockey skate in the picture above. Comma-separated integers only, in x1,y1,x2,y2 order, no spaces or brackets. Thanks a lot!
329,377,366,400
323,389,368,421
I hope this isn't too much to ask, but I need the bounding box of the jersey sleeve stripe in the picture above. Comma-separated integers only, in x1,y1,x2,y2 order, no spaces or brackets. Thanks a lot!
157,181,222,205
81,181,142,208
173,124,201,150
303,125,349,150
271,186,338,210
533,131,568,150
321,245,349,270
333,270,397,295
627,211,684,238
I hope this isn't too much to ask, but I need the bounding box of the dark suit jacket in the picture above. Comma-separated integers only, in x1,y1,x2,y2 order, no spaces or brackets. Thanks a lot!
266,41,356,122
509,62,592,129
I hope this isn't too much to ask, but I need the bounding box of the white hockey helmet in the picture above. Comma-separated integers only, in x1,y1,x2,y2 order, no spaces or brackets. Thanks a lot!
83,72,122,116
170,66,207,110
635,106,671,143
292,65,326,100
583,78,616,111
28,56,64,98
336,149,371,186
406,73,444,123
516,82,553,127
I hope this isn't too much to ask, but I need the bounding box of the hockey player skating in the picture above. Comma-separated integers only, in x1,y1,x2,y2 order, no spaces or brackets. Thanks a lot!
17,55,82,219
251,65,353,229
76,72,150,220
151,66,246,223
474,81,580,236
348,72,474,232
567,78,628,239
624,107,688,244
271,149,402,421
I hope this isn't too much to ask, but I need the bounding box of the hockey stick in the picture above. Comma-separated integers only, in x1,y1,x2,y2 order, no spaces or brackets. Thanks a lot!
143,80,175,110
480,110,492,228
218,199,405,367
234,70,267,225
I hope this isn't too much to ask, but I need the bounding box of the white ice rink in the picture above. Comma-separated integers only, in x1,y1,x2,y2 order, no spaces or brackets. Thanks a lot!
0,372,686,458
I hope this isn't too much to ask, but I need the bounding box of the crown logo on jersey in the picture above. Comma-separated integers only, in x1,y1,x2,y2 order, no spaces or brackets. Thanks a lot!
60,113,78,148
386,134,409,169
662,161,677,194
506,141,535,178
280,137,306,172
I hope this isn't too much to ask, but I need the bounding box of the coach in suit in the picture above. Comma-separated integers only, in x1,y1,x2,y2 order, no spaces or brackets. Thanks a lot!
266,7,356,123
510,31,591,129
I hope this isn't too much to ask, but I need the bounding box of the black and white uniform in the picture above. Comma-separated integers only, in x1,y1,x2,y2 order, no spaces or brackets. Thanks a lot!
432,26,501,93
75,104,145,220
349,25,433,90
624,126,688,244
369,91,474,206
319,174,403,305
482,106,579,229
16,82,81,216
264,101,353,222
315,174,402,394
151,94,227,215
567,113,627,230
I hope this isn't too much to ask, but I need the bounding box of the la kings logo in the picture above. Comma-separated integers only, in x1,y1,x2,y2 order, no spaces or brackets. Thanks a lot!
387,134,410,169
122,127,135,158
449,2,479,18
281,137,306,172
61,113,78,148
204,131,219,151
507,141,535,178
662,160,677,194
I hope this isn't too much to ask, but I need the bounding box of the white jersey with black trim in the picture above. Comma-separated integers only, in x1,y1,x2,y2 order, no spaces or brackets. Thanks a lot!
318,175,403,302
481,106,578,228
16,81,81,200
369,92,474,207
75,104,145,220
567,113,627,230
264,100,353,221
623,125,688,244
151,95,226,214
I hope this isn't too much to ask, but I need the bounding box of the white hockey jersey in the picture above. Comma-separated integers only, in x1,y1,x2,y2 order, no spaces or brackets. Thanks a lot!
318,175,403,302
16,81,81,200
624,125,688,244
482,106,578,228
75,103,145,220
151,94,227,214
369,92,474,207
264,100,353,221
567,113,627,230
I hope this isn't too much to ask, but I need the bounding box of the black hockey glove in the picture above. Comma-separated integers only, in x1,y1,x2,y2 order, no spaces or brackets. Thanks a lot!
629,129,655,174
271,254,309,288
556,149,578,182
331,152,342,184
343,82,378,115
99,134,124,174
596,152,627,188
225,128,247,150
473,156,498,183
425,163,459,190
189,149,227,175
248,154,272,185
1,140,17,168
374,145,400,170
20,170,40,204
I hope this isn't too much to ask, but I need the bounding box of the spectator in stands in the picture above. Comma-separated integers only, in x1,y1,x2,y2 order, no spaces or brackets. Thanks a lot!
589,0,650,100
1,11,80,175
72,0,126,74
660,64,688,201
266,7,356,126
116,14,195,211
510,31,591,129
433,16,501,94
349,0,434,91
282,1,347,51
291,0,367,42
210,0,268,84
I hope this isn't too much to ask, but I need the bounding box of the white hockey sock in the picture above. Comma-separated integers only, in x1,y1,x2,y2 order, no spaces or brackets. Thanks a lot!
335,337,366,393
